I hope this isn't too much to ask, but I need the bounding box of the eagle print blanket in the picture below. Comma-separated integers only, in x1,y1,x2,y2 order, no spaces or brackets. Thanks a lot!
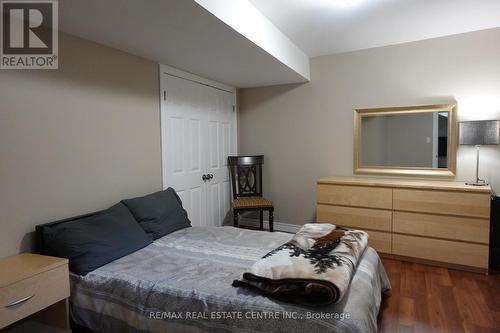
232,223,368,307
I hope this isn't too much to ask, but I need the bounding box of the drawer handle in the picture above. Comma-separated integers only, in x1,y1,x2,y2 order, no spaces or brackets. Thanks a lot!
5,294,34,308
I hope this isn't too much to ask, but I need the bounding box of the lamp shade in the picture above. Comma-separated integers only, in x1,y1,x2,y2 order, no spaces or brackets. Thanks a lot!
459,120,499,145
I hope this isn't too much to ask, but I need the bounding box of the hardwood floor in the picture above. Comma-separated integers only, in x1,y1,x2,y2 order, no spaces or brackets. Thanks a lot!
379,258,500,333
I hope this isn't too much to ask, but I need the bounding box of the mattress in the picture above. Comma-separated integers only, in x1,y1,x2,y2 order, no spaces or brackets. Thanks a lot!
70,226,390,333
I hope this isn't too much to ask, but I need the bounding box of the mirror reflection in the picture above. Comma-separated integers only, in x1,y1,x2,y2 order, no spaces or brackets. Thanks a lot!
360,111,449,168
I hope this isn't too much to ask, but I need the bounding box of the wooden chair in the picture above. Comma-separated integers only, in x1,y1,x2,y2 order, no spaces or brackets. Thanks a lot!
228,155,274,232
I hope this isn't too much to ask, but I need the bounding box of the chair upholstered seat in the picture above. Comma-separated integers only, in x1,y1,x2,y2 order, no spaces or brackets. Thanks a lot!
232,196,273,209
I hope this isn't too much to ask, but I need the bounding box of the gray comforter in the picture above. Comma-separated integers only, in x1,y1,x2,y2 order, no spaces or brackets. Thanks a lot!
70,226,390,333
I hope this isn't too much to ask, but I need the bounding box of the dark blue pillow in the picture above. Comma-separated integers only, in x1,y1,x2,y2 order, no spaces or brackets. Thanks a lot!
122,187,191,240
43,203,152,275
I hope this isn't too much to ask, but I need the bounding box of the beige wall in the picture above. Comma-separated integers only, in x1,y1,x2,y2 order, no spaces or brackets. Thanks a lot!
238,28,500,225
0,33,162,257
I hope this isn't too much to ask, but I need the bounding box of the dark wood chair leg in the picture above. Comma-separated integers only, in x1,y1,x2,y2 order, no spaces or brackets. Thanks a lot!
269,208,274,232
259,210,264,231
233,210,239,227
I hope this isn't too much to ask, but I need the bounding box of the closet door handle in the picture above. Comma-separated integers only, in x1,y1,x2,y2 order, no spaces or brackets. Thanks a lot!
207,174,214,180
202,174,208,181
5,294,34,308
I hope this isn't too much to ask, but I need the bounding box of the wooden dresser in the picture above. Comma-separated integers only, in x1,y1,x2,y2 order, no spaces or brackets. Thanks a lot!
316,177,491,273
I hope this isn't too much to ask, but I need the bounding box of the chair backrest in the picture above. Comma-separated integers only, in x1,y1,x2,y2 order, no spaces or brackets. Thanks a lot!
228,155,264,199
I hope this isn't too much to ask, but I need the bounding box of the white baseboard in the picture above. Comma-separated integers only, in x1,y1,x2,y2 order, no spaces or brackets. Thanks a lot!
238,217,301,234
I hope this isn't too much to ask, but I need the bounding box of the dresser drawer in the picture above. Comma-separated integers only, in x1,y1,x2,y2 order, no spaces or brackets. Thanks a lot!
366,230,391,254
317,204,392,231
393,189,490,218
0,264,69,328
315,219,391,254
317,184,392,209
393,234,489,268
393,211,489,244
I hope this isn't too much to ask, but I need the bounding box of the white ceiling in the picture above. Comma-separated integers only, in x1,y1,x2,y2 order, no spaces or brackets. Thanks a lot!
59,0,500,87
59,0,308,88
249,0,500,57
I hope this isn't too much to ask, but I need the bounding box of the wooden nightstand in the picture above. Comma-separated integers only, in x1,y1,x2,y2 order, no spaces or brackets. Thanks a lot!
0,254,70,332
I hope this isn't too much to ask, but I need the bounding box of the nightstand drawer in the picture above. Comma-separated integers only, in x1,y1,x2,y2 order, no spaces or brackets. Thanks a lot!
0,264,69,328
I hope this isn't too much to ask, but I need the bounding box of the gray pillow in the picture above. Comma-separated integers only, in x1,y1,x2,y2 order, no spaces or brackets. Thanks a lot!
122,188,191,240
43,203,152,275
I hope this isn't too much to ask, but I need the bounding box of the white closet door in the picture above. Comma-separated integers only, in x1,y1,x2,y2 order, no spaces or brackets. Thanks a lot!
163,75,207,227
161,68,236,228
205,88,235,227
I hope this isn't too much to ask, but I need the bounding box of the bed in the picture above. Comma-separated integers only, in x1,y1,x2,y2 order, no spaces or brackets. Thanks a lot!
47,226,391,333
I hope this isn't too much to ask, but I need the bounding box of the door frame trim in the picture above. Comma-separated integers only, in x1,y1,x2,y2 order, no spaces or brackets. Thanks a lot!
159,63,238,190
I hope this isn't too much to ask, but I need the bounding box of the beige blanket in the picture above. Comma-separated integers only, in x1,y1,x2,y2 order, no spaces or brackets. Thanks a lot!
232,223,368,306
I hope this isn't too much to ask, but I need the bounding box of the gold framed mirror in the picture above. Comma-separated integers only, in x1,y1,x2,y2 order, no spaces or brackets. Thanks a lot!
354,104,457,178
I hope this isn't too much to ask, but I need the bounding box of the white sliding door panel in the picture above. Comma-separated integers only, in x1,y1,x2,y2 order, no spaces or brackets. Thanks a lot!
205,88,235,227
163,75,207,227
161,65,236,227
